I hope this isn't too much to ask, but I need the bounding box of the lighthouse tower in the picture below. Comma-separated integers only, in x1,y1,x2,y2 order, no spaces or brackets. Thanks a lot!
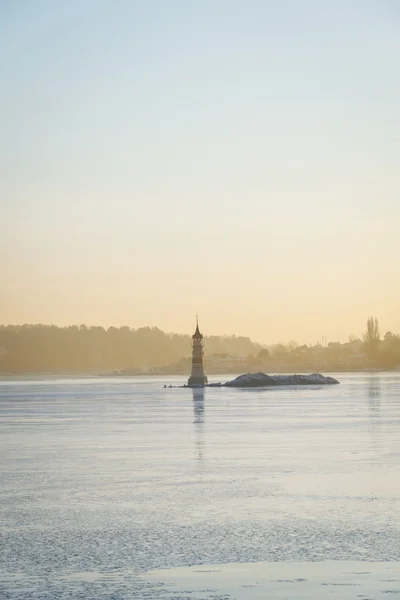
188,318,208,387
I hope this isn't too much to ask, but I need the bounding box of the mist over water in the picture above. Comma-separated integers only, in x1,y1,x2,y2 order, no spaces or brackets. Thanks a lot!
1,373,400,598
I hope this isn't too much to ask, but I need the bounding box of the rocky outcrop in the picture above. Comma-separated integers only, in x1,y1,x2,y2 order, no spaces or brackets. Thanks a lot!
223,372,339,387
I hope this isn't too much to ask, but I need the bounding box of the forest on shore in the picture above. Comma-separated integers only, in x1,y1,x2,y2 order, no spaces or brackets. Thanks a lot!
0,324,261,374
0,318,399,374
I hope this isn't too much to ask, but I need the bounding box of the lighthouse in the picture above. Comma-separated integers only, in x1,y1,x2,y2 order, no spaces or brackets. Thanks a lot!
188,318,208,387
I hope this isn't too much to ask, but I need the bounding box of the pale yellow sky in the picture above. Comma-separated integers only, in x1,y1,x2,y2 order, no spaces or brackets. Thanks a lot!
1,2,399,344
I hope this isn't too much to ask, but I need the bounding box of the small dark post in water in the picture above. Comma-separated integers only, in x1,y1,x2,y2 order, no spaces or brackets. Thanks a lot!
188,317,208,387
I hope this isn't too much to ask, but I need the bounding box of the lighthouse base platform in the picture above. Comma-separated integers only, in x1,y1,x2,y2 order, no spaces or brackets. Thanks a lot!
188,376,208,387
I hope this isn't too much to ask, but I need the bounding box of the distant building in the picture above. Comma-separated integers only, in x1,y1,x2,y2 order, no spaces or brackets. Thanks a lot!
188,318,208,387
205,355,249,374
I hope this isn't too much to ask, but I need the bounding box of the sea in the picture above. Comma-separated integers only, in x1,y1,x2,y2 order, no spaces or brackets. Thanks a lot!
1,373,400,599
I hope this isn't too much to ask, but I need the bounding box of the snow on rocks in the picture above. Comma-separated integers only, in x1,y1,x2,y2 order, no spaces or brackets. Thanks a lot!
223,372,339,387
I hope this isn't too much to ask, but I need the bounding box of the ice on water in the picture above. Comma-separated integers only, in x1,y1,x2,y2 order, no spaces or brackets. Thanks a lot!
1,373,400,599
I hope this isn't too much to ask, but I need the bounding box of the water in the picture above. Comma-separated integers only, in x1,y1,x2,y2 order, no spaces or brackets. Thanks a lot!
1,373,400,599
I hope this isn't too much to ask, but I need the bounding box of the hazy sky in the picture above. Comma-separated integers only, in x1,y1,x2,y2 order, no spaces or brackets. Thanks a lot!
1,0,399,344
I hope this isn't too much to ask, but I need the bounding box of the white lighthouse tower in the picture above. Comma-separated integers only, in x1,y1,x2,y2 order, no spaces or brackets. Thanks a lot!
188,317,208,387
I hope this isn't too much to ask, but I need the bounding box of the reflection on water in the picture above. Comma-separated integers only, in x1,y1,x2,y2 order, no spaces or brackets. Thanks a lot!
192,387,204,425
192,387,205,462
365,376,382,460
366,375,381,415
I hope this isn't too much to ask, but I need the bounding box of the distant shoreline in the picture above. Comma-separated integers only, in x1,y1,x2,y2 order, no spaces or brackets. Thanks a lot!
0,368,397,378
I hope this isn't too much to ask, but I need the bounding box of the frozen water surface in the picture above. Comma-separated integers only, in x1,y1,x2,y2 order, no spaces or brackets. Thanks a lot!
147,561,400,599
1,373,400,599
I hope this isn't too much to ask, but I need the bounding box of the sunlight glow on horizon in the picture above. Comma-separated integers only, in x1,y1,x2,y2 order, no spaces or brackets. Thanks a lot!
1,1,399,344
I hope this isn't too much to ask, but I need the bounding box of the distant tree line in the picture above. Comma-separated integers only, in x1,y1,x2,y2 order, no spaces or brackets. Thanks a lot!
251,317,400,372
0,318,399,374
0,324,262,374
